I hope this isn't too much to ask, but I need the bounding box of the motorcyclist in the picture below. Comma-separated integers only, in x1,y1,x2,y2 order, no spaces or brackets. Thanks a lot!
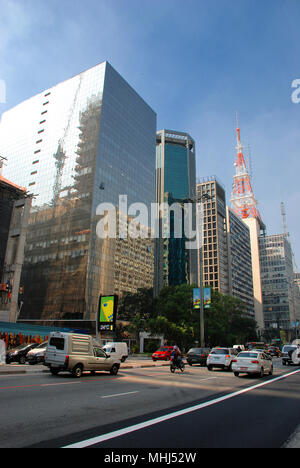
171,345,183,369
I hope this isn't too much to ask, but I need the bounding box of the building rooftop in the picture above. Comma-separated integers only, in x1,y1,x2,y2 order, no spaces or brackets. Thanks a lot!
0,174,27,194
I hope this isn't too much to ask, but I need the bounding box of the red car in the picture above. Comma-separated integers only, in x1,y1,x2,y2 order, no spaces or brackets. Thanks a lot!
152,346,174,361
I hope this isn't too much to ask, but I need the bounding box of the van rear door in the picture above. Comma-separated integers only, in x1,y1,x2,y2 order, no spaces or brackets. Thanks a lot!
46,333,68,366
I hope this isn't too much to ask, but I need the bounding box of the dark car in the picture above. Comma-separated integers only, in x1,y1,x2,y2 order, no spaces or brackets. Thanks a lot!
186,348,211,367
267,346,281,358
6,342,39,364
281,345,297,366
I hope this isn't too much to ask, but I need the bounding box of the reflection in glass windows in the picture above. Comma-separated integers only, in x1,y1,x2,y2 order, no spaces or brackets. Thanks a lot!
0,62,156,325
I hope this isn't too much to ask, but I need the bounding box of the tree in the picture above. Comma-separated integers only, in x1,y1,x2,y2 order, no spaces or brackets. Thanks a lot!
148,286,257,348
117,285,258,350
117,288,155,342
204,290,257,346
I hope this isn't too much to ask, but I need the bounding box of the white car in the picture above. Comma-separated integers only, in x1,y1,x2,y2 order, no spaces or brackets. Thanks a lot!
207,348,238,371
232,351,273,378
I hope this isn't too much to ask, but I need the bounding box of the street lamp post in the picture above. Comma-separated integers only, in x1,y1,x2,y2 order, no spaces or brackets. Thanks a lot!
166,193,211,348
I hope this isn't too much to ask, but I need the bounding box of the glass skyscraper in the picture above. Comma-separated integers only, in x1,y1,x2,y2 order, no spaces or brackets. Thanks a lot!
155,130,197,293
0,62,156,327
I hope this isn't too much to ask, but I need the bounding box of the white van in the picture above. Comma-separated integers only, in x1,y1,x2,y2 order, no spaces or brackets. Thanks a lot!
44,332,121,377
102,342,128,363
233,345,245,352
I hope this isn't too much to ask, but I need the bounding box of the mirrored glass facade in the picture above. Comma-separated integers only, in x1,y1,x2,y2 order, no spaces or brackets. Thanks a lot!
155,130,197,293
0,62,156,325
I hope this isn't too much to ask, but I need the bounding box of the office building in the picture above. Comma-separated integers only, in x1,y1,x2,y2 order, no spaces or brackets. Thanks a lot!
0,62,156,327
226,206,254,319
155,130,197,293
196,177,230,295
259,234,296,332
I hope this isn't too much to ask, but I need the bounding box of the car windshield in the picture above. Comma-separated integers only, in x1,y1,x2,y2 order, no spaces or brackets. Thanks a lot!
211,349,229,355
282,346,297,353
12,344,29,351
36,342,47,349
157,347,170,352
238,352,258,358
188,348,203,354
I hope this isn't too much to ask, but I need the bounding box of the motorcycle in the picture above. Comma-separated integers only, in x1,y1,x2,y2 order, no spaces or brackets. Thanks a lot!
170,357,185,373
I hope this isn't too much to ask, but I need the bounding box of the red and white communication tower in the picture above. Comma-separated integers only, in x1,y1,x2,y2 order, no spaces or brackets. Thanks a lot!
231,117,262,222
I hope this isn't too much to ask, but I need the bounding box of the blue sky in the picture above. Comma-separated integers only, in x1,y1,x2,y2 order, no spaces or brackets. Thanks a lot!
0,0,299,267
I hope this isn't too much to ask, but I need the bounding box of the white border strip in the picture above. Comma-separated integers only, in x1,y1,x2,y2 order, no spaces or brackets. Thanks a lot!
64,369,300,448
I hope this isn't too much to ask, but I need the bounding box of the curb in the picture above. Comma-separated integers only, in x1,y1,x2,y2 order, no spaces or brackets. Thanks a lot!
0,361,171,376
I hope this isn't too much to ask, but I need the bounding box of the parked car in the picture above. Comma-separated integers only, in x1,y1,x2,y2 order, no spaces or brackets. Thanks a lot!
232,351,273,378
282,345,299,366
207,348,238,371
44,332,121,377
26,341,48,365
102,342,128,363
6,342,39,364
152,346,174,361
186,348,211,367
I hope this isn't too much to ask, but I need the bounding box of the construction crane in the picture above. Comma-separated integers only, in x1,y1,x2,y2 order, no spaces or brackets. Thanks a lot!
281,201,298,273
0,155,7,176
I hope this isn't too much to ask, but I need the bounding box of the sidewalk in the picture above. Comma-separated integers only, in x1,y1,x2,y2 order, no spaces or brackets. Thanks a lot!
0,357,170,375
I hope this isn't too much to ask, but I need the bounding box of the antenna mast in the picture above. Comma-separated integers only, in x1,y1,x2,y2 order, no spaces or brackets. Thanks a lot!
281,201,288,236
231,114,262,222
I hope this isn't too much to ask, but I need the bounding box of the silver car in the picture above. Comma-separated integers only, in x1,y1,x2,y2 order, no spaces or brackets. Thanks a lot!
232,351,273,378
207,348,238,371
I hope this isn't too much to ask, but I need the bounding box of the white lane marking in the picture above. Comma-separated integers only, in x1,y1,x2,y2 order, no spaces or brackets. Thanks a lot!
63,369,300,448
101,391,139,399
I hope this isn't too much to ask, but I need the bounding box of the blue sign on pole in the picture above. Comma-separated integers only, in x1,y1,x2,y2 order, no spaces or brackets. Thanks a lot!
203,288,211,309
193,288,201,309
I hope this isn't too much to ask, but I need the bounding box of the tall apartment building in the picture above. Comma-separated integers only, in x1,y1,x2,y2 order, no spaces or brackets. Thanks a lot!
155,130,197,293
196,177,229,295
226,207,254,319
0,62,156,327
259,234,296,332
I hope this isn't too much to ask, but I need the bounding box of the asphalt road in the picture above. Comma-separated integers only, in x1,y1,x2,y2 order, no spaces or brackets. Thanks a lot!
0,359,299,449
